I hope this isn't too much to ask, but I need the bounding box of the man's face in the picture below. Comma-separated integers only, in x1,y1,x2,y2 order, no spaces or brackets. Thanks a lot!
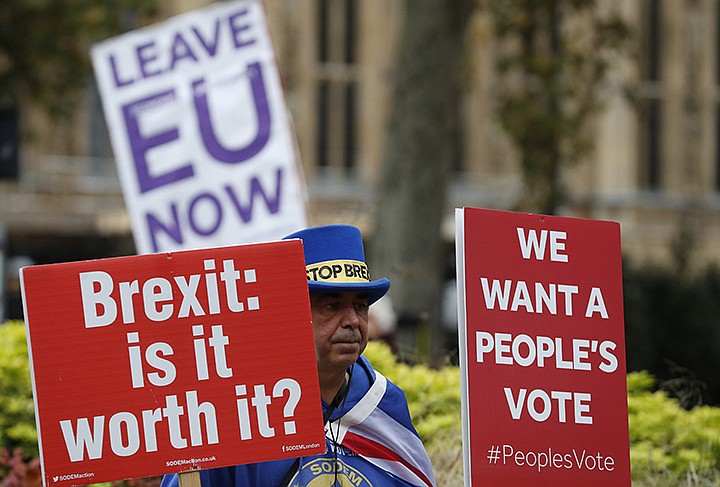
310,291,370,374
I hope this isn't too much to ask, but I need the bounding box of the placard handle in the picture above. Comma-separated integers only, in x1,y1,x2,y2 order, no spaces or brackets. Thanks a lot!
179,471,201,487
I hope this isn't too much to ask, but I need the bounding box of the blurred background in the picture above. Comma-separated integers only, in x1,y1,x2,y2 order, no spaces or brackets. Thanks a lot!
2,0,720,407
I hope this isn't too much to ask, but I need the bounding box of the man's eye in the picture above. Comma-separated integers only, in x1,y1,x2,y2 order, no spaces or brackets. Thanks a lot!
354,303,368,313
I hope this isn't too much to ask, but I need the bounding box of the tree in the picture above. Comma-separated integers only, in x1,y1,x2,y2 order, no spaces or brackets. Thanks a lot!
0,0,158,116
371,0,630,360
490,0,630,214
371,0,474,362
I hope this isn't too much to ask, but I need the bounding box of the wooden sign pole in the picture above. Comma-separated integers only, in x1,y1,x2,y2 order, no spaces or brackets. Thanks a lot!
179,472,201,487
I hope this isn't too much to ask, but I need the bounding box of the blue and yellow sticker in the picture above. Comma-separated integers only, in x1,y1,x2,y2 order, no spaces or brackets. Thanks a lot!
289,457,374,486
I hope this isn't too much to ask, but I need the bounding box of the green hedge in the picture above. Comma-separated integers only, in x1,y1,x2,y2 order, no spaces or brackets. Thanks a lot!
0,321,37,458
2,322,719,485
627,371,720,481
623,262,720,407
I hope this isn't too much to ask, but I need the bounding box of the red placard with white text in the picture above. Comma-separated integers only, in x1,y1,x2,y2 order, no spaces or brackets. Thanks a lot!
456,208,630,486
20,240,324,486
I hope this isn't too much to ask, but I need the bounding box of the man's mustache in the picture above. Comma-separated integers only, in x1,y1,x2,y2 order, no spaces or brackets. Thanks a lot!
331,331,361,343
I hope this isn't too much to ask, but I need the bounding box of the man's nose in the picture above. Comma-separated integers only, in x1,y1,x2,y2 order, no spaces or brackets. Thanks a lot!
340,303,362,327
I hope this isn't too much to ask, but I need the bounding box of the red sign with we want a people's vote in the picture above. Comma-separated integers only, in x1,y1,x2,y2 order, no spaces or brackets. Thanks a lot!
20,240,324,487
456,208,631,486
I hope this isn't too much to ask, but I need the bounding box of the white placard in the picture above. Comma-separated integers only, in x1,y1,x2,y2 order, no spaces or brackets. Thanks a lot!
92,0,307,253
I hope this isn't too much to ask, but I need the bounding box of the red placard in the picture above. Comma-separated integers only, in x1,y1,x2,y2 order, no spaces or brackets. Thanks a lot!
456,208,630,486
20,240,325,486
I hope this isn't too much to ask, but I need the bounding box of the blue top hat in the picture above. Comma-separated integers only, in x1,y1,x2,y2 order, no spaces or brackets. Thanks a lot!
283,225,390,305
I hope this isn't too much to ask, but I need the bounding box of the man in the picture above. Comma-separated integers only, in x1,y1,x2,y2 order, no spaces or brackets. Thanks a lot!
161,224,435,486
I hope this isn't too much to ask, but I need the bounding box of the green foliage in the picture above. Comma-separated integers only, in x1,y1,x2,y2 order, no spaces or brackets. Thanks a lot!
0,0,158,115
0,322,37,458
489,0,631,213
628,371,720,483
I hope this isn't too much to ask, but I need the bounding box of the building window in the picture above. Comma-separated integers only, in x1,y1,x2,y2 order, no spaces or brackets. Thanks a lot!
88,83,113,160
0,106,19,180
638,0,662,191
315,0,358,176
639,99,661,190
